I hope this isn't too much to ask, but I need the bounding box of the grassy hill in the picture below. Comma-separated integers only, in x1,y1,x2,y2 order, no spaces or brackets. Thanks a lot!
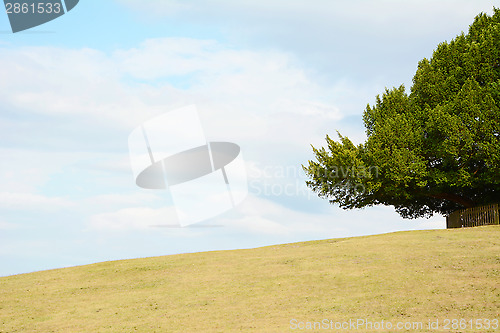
1,226,499,332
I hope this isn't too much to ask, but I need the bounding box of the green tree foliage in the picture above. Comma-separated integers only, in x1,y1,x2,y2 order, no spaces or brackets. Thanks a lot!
304,9,500,218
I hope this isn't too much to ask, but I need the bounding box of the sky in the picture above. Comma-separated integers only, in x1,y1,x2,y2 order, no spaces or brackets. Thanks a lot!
0,0,497,276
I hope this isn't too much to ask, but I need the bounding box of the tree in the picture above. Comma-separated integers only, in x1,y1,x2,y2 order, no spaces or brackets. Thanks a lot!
303,9,500,219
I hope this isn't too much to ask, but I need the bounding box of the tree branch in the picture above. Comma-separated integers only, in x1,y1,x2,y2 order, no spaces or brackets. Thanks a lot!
427,193,475,208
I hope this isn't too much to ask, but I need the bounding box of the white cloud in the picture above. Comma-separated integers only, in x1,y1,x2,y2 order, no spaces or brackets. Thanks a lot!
83,193,161,208
413,217,446,230
116,0,496,36
88,206,180,230
0,192,73,211
113,0,496,93
116,0,192,17
0,47,116,115
218,193,447,239
0,46,172,130
0,149,68,192
0,220,18,230
220,195,349,236
0,37,343,132
227,215,290,235
114,38,220,79
0,37,350,184
0,149,136,199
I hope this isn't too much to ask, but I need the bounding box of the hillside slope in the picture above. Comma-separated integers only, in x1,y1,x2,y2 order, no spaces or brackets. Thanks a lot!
1,226,499,332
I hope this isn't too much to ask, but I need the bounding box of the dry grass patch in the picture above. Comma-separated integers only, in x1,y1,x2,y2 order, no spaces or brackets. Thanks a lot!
1,226,499,332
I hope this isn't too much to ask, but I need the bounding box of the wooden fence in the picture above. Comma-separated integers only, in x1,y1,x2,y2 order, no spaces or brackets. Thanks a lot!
446,203,500,228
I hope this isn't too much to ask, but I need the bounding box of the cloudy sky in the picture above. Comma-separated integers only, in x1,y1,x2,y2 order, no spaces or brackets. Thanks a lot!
0,0,496,276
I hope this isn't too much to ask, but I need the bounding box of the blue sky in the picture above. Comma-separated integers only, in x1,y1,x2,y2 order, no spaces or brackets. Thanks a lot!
0,0,497,276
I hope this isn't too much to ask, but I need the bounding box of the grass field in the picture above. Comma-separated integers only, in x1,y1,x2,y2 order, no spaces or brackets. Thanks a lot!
1,226,499,332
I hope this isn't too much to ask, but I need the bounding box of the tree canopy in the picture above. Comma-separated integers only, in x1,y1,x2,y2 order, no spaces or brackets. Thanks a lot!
303,9,500,219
